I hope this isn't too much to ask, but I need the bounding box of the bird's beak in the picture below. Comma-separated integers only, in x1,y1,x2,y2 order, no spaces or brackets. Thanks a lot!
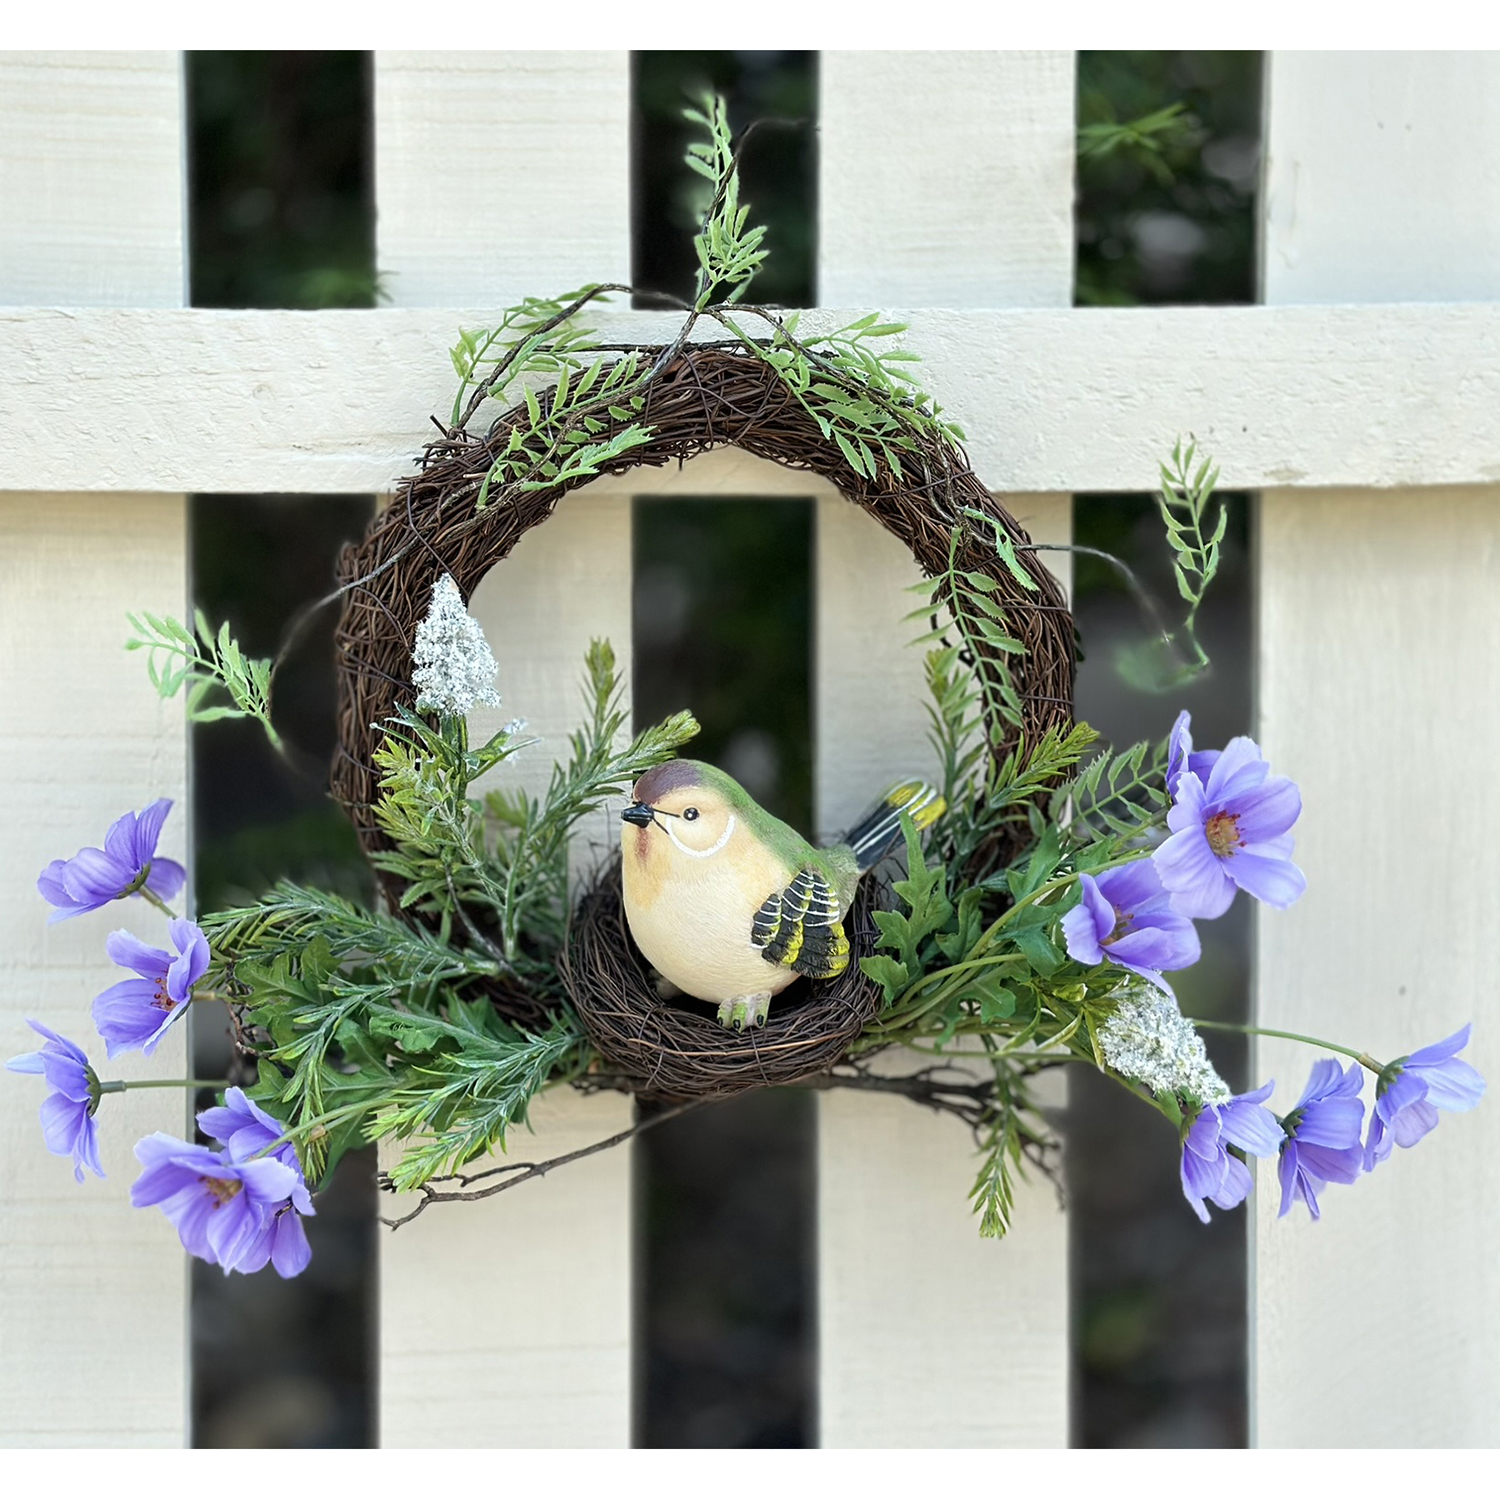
621,802,656,828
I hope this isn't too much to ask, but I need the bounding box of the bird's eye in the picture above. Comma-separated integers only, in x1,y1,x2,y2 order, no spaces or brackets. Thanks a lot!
683,807,699,822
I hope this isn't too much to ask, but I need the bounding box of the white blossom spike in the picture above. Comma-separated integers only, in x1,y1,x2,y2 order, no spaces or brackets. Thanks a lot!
411,574,502,717
1099,981,1230,1104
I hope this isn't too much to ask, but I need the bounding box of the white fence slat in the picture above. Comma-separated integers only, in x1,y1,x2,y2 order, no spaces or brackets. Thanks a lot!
821,51,1075,308
816,494,1070,1447
1255,52,1500,1446
816,52,1075,1447
1256,487,1500,1446
0,52,185,307
1262,53,1500,305
373,49,635,1448
1,496,190,1447
9,301,1499,497
374,52,630,305
0,52,188,1449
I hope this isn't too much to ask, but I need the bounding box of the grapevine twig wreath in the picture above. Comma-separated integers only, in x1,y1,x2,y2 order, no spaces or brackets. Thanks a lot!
10,96,1483,1277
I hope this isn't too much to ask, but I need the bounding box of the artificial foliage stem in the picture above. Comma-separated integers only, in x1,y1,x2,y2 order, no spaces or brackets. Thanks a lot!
1188,1017,1380,1072
96,1078,227,1094
139,887,179,920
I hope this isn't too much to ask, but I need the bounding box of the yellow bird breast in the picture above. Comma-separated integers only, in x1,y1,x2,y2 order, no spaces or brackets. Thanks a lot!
620,822,798,1004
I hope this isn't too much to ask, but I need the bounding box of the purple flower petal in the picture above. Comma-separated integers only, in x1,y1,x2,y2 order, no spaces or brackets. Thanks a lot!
1155,823,1238,918
1230,776,1302,845
270,1210,313,1278
39,1091,89,1156
1094,859,1167,913
105,929,172,979
130,799,174,866
1209,1153,1254,1212
1376,1069,1427,1123
1405,1024,1473,1068
1415,1058,1485,1112
1295,1139,1364,1185
1219,1096,1285,1157
1203,737,1270,805
37,801,181,922
1228,850,1307,909
144,858,187,903
92,921,207,1059
1061,877,1109,966
1390,1097,1440,1148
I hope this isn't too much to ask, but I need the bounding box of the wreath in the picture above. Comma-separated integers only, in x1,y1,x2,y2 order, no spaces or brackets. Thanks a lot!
10,97,1483,1276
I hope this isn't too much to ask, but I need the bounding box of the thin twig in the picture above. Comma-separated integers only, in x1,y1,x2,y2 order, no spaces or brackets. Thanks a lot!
377,1095,707,1229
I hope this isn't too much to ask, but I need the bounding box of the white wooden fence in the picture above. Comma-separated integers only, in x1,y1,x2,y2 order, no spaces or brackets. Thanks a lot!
2,50,1497,1448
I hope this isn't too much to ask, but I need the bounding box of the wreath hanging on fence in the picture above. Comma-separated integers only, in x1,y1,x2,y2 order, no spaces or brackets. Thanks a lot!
329,339,1073,1100
10,97,1482,1279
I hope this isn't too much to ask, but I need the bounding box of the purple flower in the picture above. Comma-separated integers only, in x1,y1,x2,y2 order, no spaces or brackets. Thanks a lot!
37,799,186,923
1364,1024,1485,1169
1061,861,1200,990
6,1020,105,1183
131,1133,304,1276
1154,737,1305,919
199,1087,302,1177
1180,1081,1284,1223
1166,710,1221,797
1277,1060,1366,1220
197,1089,315,1277
91,919,209,1059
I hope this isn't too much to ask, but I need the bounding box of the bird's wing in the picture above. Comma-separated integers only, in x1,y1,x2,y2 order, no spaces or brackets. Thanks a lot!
750,865,850,981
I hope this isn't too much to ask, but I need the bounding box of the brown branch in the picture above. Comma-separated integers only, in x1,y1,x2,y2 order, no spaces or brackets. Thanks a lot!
375,1057,1069,1232
377,1095,707,1230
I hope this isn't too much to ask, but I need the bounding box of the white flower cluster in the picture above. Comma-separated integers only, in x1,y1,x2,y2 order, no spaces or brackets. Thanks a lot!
1099,982,1230,1104
411,574,502,717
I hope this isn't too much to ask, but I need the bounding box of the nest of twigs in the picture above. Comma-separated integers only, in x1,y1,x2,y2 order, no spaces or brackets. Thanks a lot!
330,343,1074,1088
564,864,884,1099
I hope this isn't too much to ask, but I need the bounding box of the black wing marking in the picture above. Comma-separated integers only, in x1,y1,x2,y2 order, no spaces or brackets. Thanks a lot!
750,866,850,980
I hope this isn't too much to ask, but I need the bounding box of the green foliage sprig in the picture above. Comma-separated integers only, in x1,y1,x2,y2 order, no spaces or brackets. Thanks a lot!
684,93,769,308
179,96,1242,1245
1155,438,1226,673
442,95,968,516
126,609,280,748
1077,100,1197,185
203,637,697,1193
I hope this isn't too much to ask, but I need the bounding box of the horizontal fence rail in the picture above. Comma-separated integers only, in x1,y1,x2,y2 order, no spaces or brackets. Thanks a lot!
3,303,1500,495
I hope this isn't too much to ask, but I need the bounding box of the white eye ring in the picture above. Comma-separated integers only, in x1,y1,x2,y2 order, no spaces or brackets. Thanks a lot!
667,813,736,859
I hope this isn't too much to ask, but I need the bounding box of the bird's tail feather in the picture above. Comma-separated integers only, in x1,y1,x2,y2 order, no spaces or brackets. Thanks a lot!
843,781,946,873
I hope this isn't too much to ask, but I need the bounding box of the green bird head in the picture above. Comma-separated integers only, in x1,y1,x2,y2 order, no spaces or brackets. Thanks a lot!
622,759,812,866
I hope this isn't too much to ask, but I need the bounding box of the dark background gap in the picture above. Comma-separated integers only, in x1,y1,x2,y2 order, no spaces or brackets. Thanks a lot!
630,51,822,1450
187,51,379,1448
631,52,817,309
631,497,818,1448
1069,50,1262,1448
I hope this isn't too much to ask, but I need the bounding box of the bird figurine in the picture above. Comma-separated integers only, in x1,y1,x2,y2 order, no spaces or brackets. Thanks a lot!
620,759,945,1029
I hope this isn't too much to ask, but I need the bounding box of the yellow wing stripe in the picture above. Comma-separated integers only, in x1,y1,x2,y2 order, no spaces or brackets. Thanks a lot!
751,866,849,979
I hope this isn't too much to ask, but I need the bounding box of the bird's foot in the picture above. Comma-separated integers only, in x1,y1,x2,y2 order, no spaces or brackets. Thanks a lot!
716,992,772,1030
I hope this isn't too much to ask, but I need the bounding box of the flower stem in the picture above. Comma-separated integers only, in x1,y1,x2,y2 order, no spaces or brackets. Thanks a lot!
139,888,179,920
97,1078,226,1094
1187,1018,1381,1072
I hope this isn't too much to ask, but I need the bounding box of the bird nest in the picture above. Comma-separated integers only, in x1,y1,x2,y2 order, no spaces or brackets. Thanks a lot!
331,344,1074,1097
564,864,883,1100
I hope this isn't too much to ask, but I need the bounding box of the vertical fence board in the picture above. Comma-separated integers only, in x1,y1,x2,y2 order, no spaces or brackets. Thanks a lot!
819,51,1075,310
0,53,185,307
0,54,187,1447
374,52,630,306
816,52,1075,1447
1255,52,1500,1446
373,49,635,1447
